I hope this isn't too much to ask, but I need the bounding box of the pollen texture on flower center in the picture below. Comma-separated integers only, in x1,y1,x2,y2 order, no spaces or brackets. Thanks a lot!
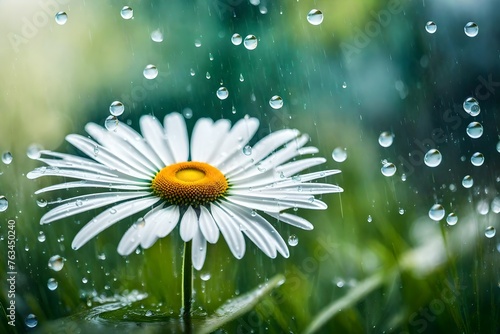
151,161,229,206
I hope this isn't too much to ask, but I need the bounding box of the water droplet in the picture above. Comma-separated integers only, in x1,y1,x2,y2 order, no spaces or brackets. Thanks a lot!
307,9,323,25
243,35,258,50
120,6,133,20
48,255,65,271
109,101,124,116
93,146,99,156
82,277,88,284
55,11,67,25
398,208,405,215
231,33,242,45
367,215,373,223
27,144,43,159
208,52,214,61
0,196,8,212
288,234,299,247
381,162,397,177
105,115,119,132
2,152,13,164
239,73,244,82
428,204,445,221
205,72,211,80
36,199,47,208
446,213,458,226
378,131,394,148
143,64,158,79
216,87,229,100
463,97,480,116
401,173,407,181
243,145,252,156
462,175,473,188
145,310,153,317
151,29,163,42
38,231,46,242
134,217,146,228
342,82,347,89
425,21,437,34
485,226,496,238
75,199,83,207
47,278,58,291
464,22,478,37
194,39,202,47
331,147,347,162
189,68,196,76
491,197,500,214
424,149,442,167
25,314,38,328
477,200,489,215
269,95,283,109
496,141,500,153
109,208,117,214
470,152,484,166
182,108,193,119
200,272,211,281
466,122,483,139
97,253,106,260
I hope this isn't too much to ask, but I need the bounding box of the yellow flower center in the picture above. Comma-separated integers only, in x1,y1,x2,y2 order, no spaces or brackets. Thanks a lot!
151,162,229,206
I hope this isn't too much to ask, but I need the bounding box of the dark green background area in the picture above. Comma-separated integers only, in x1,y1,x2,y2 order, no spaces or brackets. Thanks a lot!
0,0,499,333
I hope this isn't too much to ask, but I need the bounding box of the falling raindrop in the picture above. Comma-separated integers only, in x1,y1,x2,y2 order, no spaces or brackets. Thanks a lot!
38,231,46,242
470,152,485,166
243,35,258,50
463,97,480,116
231,33,242,45
48,255,65,272
269,95,283,109
288,235,299,246
143,64,158,79
109,101,125,116
216,87,229,100
239,73,244,82
25,314,38,328
342,82,347,88
428,204,445,221
120,6,133,20
307,9,324,25
105,116,119,132
54,11,68,25
485,226,496,238
27,144,43,159
331,147,347,162
182,108,193,119
47,278,58,291
464,22,479,37
0,196,8,212
425,21,437,34
446,213,458,226
398,208,405,215
462,175,473,188
466,122,483,139
381,162,397,177
367,215,373,223
151,29,163,42
378,131,394,147
2,152,13,164
424,149,442,167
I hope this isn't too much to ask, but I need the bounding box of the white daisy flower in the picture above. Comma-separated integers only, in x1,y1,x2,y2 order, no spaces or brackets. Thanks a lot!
27,113,342,270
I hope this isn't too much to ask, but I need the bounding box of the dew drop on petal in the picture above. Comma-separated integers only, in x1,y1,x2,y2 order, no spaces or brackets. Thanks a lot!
378,131,394,147
381,162,397,177
151,29,163,42
471,152,484,166
55,11,67,25
216,87,229,100
331,147,347,162
464,22,479,37
231,33,242,45
37,199,47,208
27,144,43,159
25,314,38,328
105,116,119,132
307,9,323,25
288,235,299,247
446,213,458,226
143,64,158,79
109,101,124,116
48,255,65,271
120,6,133,19
425,21,437,33
243,145,252,156
428,204,445,221
462,175,473,188
269,95,283,109
243,35,258,50
206,72,211,79
466,122,483,139
47,278,58,291
424,149,442,167
485,226,496,238
38,231,46,242
463,97,480,116
2,152,13,164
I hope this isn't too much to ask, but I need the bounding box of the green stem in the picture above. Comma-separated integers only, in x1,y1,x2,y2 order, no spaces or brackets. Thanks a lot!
182,241,193,333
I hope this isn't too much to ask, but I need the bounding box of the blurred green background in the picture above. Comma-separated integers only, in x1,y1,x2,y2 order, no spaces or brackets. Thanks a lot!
1,0,499,333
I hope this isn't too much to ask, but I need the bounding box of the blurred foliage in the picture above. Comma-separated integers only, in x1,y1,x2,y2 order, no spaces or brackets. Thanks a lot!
0,0,500,333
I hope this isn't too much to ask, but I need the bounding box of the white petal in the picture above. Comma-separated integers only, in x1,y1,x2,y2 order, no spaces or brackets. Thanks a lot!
226,194,327,212
27,167,149,185
155,205,180,238
34,181,150,194
198,119,232,163
40,191,151,224
199,205,219,244
37,158,118,177
164,112,189,163
180,206,198,242
276,158,327,178
191,228,207,270
71,197,160,250
257,134,310,171
209,203,245,259
265,212,314,230
140,115,176,166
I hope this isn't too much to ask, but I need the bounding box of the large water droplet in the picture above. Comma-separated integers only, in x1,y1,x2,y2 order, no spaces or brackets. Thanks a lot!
55,11,68,25
0,196,8,212
105,116,119,132
331,147,347,162
381,162,397,177
470,152,484,166
269,95,283,109
194,39,202,47
216,87,229,100
2,152,13,164
463,97,480,116
243,35,258,50
288,235,299,247
446,213,458,226
47,278,58,291
428,204,445,221
462,175,473,188
231,33,242,45
143,64,158,79
491,197,500,214
424,149,442,167
378,131,394,147
25,314,38,328
27,144,43,159
307,9,324,25
120,6,133,20
425,21,437,34
496,141,500,153
48,255,65,272
151,29,163,42
485,226,496,238
464,22,479,37
466,122,483,139
109,101,124,116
